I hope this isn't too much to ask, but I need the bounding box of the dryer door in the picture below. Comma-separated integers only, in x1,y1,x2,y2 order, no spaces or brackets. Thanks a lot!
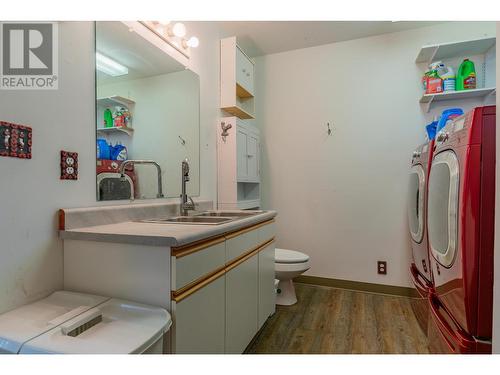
408,164,426,243
428,151,459,268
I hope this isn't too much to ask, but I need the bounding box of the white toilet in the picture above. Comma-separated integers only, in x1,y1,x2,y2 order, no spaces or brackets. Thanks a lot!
275,248,310,306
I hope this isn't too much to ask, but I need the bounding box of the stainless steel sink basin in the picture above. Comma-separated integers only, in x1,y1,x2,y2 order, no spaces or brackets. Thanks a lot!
139,216,235,225
137,210,265,225
194,210,263,217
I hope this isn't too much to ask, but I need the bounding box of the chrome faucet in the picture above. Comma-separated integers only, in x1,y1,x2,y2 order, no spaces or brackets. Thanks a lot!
180,159,196,215
119,160,164,198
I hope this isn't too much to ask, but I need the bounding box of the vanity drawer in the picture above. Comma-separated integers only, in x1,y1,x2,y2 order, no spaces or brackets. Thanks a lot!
225,220,275,263
236,46,254,95
259,221,275,243
172,238,226,291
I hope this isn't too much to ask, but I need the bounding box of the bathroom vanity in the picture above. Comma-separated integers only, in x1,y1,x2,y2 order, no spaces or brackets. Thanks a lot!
59,202,277,354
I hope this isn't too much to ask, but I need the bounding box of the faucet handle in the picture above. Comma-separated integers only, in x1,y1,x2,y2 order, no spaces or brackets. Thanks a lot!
188,196,196,207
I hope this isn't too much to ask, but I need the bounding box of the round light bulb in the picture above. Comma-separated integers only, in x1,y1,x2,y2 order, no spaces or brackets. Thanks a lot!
172,22,186,38
186,36,199,48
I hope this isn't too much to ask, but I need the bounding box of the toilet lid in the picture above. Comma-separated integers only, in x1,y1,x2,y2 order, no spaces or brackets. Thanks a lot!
275,248,309,264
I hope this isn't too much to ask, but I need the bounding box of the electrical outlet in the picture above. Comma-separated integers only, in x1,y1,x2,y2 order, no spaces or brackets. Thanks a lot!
377,261,387,275
60,150,78,180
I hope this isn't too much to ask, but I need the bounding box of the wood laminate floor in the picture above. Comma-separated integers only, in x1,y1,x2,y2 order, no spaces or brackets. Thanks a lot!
246,283,430,354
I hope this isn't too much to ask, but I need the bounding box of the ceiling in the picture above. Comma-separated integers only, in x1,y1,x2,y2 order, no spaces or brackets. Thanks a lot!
217,21,446,57
96,21,184,85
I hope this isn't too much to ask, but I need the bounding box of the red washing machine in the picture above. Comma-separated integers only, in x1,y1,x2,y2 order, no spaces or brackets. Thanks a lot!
96,159,138,201
407,139,434,334
427,106,496,353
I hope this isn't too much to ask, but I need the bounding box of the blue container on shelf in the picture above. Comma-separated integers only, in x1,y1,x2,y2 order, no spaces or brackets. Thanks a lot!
97,139,112,160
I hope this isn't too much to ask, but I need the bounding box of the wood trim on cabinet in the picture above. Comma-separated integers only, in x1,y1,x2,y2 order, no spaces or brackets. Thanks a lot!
58,209,66,230
172,236,226,258
225,219,275,240
171,219,275,257
171,237,276,303
172,268,226,303
226,238,275,273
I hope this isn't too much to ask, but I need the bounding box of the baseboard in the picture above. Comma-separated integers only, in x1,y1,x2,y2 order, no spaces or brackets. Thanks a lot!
295,275,418,298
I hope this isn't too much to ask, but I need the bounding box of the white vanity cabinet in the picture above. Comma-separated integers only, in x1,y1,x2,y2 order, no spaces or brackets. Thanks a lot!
225,253,259,353
171,274,226,354
61,211,276,354
169,219,276,354
258,241,277,328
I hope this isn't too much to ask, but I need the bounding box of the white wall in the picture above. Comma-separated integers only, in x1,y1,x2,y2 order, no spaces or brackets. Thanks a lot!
0,22,96,312
492,22,500,354
0,21,223,314
255,21,496,287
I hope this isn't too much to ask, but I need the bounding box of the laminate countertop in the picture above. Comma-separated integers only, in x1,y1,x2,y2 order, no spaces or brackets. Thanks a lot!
59,210,277,247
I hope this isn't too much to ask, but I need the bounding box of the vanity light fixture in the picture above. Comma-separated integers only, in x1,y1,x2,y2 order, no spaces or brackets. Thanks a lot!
140,21,199,58
183,36,199,49
168,22,186,38
96,52,129,77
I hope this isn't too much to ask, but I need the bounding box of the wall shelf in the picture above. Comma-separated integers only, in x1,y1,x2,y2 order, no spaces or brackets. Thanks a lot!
415,37,496,64
236,83,254,99
237,199,261,210
97,95,135,108
97,126,134,136
419,87,496,112
221,105,255,119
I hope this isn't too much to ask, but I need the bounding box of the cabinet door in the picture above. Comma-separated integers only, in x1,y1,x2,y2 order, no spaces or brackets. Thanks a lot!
236,128,248,181
173,276,225,354
225,255,259,353
236,47,254,95
258,242,276,328
246,133,259,182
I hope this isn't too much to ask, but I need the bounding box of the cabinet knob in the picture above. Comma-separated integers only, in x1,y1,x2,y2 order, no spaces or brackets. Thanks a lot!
242,69,246,73
246,73,250,77
247,154,254,158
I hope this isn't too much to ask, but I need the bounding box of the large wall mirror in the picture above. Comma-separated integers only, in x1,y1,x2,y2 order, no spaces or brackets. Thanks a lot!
95,21,200,201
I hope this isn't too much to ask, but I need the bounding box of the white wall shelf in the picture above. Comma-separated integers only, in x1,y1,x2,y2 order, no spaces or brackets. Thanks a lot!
415,37,496,64
97,95,135,108
97,126,134,136
419,87,496,113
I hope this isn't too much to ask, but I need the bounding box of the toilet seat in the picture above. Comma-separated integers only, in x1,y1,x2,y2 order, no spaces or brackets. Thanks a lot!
275,248,309,264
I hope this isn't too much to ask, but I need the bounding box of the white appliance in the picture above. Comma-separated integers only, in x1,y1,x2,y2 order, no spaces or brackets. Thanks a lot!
0,291,171,354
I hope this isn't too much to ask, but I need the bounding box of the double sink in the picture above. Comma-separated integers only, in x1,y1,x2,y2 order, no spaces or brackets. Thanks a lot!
138,210,264,225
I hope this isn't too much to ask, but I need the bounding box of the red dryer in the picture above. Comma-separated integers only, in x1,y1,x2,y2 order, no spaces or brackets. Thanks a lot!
408,139,434,333
427,106,496,353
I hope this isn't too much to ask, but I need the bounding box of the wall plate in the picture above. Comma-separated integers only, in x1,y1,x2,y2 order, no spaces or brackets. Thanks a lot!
60,151,78,180
0,121,32,159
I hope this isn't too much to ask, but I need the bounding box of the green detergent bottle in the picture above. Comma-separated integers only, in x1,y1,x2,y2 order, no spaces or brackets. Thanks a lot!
456,59,476,91
104,108,113,128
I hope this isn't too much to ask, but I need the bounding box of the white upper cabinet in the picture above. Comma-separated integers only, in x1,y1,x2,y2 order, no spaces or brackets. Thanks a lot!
236,46,255,96
220,37,255,119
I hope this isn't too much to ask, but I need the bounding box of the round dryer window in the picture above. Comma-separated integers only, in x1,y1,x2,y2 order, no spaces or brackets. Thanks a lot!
408,164,425,243
428,150,459,268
